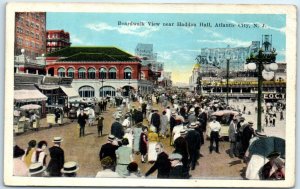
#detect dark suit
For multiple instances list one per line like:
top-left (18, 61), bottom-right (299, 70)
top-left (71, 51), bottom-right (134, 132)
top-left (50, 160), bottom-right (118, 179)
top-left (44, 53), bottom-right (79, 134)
top-left (185, 129), bottom-right (201, 170)
top-left (169, 165), bottom-right (189, 179)
top-left (99, 142), bottom-right (119, 164)
top-left (173, 137), bottom-right (189, 174)
top-left (145, 151), bottom-right (171, 178)
top-left (111, 121), bottom-right (124, 139)
top-left (151, 113), bottom-right (161, 133)
top-left (47, 146), bottom-right (64, 177)
top-left (77, 113), bottom-right (88, 137)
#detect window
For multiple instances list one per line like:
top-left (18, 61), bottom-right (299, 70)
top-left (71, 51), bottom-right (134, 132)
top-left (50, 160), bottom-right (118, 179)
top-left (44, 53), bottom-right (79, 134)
top-left (99, 68), bottom-right (107, 79)
top-left (78, 68), bottom-right (86, 79)
top-left (124, 67), bottom-right (132, 79)
top-left (141, 72), bottom-right (145, 80)
top-left (30, 22), bottom-right (34, 27)
top-left (31, 32), bottom-right (34, 38)
top-left (88, 68), bottom-right (96, 79)
top-left (36, 34), bottom-right (39, 39)
top-left (100, 86), bottom-right (116, 97)
top-left (108, 68), bottom-right (117, 79)
top-left (30, 41), bottom-right (34, 47)
top-left (35, 43), bottom-right (39, 49)
top-left (58, 67), bottom-right (65, 77)
top-left (67, 67), bottom-right (74, 78)
top-left (35, 24), bottom-right (39, 29)
top-left (25, 20), bottom-right (29, 26)
top-left (26, 30), bottom-right (29, 36)
top-left (79, 86), bottom-right (95, 98)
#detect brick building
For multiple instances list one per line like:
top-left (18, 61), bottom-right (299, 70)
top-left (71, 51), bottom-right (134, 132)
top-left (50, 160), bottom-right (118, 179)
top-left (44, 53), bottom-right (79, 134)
top-left (15, 12), bottom-right (47, 59)
top-left (45, 46), bottom-right (153, 98)
top-left (46, 30), bottom-right (71, 53)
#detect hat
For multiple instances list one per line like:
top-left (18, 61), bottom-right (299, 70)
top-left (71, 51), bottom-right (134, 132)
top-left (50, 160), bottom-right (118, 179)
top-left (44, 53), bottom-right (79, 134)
top-left (240, 117), bottom-right (245, 121)
top-left (171, 111), bottom-right (176, 115)
top-left (267, 151), bottom-right (281, 159)
top-left (180, 129), bottom-right (187, 135)
top-left (189, 108), bottom-right (195, 112)
top-left (101, 156), bottom-right (114, 167)
top-left (115, 115), bottom-right (121, 119)
top-left (211, 115), bottom-right (217, 119)
top-left (195, 121), bottom-right (200, 125)
top-left (248, 121), bottom-right (254, 125)
top-left (255, 130), bottom-right (267, 137)
top-left (29, 162), bottom-right (46, 176)
top-left (13, 145), bottom-right (25, 158)
top-left (61, 161), bottom-right (79, 174)
top-left (52, 137), bottom-right (63, 143)
top-left (108, 135), bottom-right (115, 142)
top-left (127, 162), bottom-right (138, 172)
top-left (189, 122), bottom-right (197, 128)
top-left (169, 153), bottom-right (182, 161)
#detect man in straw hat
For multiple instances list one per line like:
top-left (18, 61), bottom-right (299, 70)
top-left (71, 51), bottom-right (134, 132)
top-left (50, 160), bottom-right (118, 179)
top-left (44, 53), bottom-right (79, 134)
top-left (99, 135), bottom-right (119, 168)
top-left (28, 162), bottom-right (47, 177)
top-left (209, 115), bottom-right (221, 154)
top-left (47, 137), bottom-right (65, 177)
top-left (186, 122), bottom-right (201, 170)
top-left (61, 161), bottom-right (79, 177)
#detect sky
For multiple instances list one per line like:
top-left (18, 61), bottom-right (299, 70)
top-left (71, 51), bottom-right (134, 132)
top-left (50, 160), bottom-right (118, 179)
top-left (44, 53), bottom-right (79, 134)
top-left (47, 13), bottom-right (286, 84)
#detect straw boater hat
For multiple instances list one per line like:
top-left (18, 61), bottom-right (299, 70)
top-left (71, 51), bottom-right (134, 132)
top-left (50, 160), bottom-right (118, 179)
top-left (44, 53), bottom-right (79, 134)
top-left (108, 135), bottom-right (115, 142)
top-left (169, 153), bottom-right (182, 161)
top-left (29, 162), bottom-right (46, 176)
top-left (52, 137), bottom-right (63, 143)
top-left (61, 161), bottom-right (79, 174)
top-left (189, 122), bottom-right (197, 128)
top-left (248, 121), bottom-right (254, 125)
top-left (180, 129), bottom-right (187, 135)
top-left (255, 130), bottom-right (267, 137)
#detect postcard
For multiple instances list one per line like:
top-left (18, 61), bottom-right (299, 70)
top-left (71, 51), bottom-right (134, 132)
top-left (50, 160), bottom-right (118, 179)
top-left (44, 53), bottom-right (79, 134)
top-left (4, 2), bottom-right (296, 188)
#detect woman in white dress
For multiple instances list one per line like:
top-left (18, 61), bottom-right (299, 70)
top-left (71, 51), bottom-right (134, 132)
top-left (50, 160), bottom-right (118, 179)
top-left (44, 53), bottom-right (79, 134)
top-left (147, 126), bottom-right (159, 162)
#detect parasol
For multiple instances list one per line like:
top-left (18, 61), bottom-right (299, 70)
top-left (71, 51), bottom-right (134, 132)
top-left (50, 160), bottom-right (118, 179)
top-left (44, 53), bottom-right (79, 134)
top-left (248, 136), bottom-right (285, 159)
top-left (20, 104), bottom-right (41, 110)
top-left (211, 110), bottom-right (239, 116)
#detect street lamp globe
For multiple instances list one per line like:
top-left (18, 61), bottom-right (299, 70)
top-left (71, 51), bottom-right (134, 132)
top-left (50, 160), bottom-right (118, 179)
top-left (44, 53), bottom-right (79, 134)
top-left (264, 63), bottom-right (271, 71)
top-left (269, 63), bottom-right (278, 71)
top-left (262, 69), bottom-right (275, 81)
top-left (247, 62), bottom-right (257, 70)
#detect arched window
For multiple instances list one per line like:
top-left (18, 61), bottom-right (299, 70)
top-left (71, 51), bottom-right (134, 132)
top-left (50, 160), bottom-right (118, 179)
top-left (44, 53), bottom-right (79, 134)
top-left (124, 67), bottom-right (132, 79)
top-left (108, 68), bottom-right (117, 79)
top-left (58, 67), bottom-right (65, 77)
top-left (78, 68), bottom-right (86, 79)
top-left (99, 68), bottom-right (107, 79)
top-left (88, 68), bottom-right (96, 79)
top-left (79, 86), bottom-right (95, 97)
top-left (141, 72), bottom-right (145, 80)
top-left (99, 86), bottom-right (116, 97)
top-left (67, 67), bottom-right (74, 78)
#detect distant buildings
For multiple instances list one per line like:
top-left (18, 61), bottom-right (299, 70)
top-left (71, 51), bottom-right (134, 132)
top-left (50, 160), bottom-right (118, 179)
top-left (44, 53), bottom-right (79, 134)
top-left (197, 41), bottom-right (260, 72)
top-left (15, 12), bottom-right (47, 59)
top-left (46, 30), bottom-right (71, 53)
top-left (135, 43), bottom-right (164, 77)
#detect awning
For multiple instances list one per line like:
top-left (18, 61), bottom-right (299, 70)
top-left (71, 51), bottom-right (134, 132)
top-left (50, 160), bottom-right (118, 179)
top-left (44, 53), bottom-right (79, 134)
top-left (60, 86), bottom-right (80, 99)
top-left (37, 84), bottom-right (60, 90)
top-left (14, 86), bottom-right (48, 102)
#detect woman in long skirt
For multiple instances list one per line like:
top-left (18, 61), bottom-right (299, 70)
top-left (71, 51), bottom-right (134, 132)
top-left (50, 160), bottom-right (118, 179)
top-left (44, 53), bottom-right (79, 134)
top-left (133, 123), bottom-right (143, 154)
top-left (147, 126), bottom-right (159, 162)
top-left (139, 126), bottom-right (148, 163)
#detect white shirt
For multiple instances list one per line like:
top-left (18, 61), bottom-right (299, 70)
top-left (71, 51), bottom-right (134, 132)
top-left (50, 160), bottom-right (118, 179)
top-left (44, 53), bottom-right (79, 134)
top-left (209, 121), bottom-right (221, 132)
top-left (172, 124), bottom-right (184, 142)
top-left (165, 109), bottom-right (171, 121)
top-left (96, 169), bottom-right (121, 178)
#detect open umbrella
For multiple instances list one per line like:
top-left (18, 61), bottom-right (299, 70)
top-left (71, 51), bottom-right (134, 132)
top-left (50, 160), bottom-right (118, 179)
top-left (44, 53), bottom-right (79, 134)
top-left (248, 136), bottom-right (285, 159)
top-left (211, 110), bottom-right (239, 116)
top-left (20, 104), bottom-right (41, 110)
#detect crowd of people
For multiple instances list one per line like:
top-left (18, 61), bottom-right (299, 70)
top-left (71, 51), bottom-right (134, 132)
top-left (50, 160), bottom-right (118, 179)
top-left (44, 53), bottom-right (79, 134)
top-left (13, 136), bottom-right (79, 177)
top-left (13, 90), bottom-right (285, 180)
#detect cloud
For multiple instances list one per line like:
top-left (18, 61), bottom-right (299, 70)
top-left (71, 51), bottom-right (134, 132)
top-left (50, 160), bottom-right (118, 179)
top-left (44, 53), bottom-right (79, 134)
top-left (71, 35), bottom-right (84, 44)
top-left (197, 38), bottom-right (251, 47)
top-left (203, 28), bottom-right (223, 38)
top-left (228, 20), bottom-right (286, 33)
top-left (85, 22), bottom-right (159, 37)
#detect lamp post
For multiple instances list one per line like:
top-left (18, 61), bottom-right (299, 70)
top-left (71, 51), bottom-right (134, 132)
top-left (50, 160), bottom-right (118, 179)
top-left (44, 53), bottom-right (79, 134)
top-left (245, 37), bottom-right (277, 132)
top-left (100, 68), bottom-right (105, 98)
top-left (225, 54), bottom-right (231, 106)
